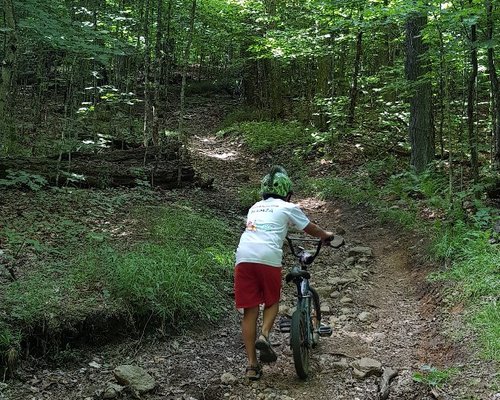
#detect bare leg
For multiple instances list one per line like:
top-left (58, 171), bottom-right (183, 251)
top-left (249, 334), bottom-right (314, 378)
top-left (261, 302), bottom-right (279, 338)
top-left (242, 306), bottom-right (259, 366)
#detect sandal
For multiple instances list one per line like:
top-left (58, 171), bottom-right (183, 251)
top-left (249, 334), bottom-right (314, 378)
top-left (255, 334), bottom-right (278, 363)
top-left (245, 364), bottom-right (262, 381)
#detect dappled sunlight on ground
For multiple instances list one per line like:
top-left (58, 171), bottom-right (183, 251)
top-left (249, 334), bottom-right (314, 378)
top-left (296, 197), bottom-right (328, 210)
top-left (195, 135), bottom-right (240, 161)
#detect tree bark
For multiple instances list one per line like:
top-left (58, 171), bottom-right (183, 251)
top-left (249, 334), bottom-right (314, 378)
top-left (405, 10), bottom-right (434, 173)
top-left (178, 0), bottom-right (197, 185)
top-left (486, 0), bottom-right (500, 171)
top-left (467, 6), bottom-right (479, 181)
top-left (0, 0), bottom-right (17, 151)
top-left (0, 145), bottom-right (195, 188)
top-left (347, 28), bottom-right (363, 126)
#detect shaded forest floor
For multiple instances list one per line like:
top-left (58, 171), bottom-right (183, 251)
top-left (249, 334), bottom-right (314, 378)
top-left (1, 95), bottom-right (498, 400)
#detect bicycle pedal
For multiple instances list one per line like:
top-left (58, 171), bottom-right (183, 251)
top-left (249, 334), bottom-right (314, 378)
top-left (318, 325), bottom-right (333, 337)
top-left (279, 318), bottom-right (291, 333)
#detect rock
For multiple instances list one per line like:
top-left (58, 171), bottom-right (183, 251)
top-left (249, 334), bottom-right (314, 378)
top-left (88, 361), bottom-right (101, 369)
top-left (345, 256), bottom-right (356, 265)
top-left (113, 365), bottom-right (156, 394)
top-left (330, 290), bottom-right (341, 298)
top-left (351, 358), bottom-right (383, 379)
top-left (320, 304), bottom-right (331, 313)
top-left (220, 372), bottom-right (237, 385)
top-left (102, 383), bottom-right (125, 399)
top-left (279, 304), bottom-right (291, 316)
top-left (332, 358), bottom-right (350, 370)
top-left (357, 311), bottom-right (377, 323)
top-left (315, 286), bottom-right (334, 297)
top-left (340, 296), bottom-right (353, 304)
top-left (348, 247), bottom-right (373, 257)
top-left (327, 277), bottom-right (355, 286)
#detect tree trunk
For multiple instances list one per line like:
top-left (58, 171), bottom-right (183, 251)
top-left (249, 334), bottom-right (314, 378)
top-left (347, 28), bottom-right (363, 126)
top-left (0, 144), bottom-right (195, 188)
top-left (151, 0), bottom-right (164, 146)
top-left (142, 0), bottom-right (152, 147)
top-left (486, 0), bottom-right (500, 171)
top-left (405, 10), bottom-right (434, 173)
top-left (178, 0), bottom-right (197, 185)
top-left (467, 7), bottom-right (479, 181)
top-left (0, 0), bottom-right (17, 153)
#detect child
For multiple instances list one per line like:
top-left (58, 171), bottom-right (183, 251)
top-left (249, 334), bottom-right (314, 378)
top-left (234, 166), bottom-right (334, 380)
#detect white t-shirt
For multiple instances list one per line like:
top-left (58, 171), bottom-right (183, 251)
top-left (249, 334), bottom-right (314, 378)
top-left (236, 198), bottom-right (310, 267)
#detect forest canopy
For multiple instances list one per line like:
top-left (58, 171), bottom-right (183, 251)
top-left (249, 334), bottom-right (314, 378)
top-left (1, 0), bottom-right (499, 184)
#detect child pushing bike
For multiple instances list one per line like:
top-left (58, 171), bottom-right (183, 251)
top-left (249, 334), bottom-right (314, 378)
top-left (234, 165), bottom-right (334, 380)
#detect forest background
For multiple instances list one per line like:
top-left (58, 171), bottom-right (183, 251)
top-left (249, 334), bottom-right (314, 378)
top-left (0, 0), bottom-right (499, 396)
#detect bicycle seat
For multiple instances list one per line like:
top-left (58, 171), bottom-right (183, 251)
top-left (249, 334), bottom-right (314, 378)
top-left (285, 267), bottom-right (311, 283)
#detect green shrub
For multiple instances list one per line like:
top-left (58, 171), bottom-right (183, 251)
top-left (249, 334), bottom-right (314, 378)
top-left (220, 107), bottom-right (273, 128)
top-left (0, 202), bottom-right (237, 356)
top-left (88, 206), bottom-right (236, 326)
top-left (0, 170), bottom-right (48, 191)
top-left (473, 300), bottom-right (500, 360)
top-left (229, 121), bottom-right (313, 154)
top-left (413, 365), bottom-right (458, 388)
top-left (238, 187), bottom-right (261, 211)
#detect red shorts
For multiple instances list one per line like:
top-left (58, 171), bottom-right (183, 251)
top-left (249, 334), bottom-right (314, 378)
top-left (234, 262), bottom-right (282, 308)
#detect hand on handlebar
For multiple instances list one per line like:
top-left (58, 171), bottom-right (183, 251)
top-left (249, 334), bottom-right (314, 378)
top-left (321, 232), bottom-right (335, 245)
top-left (324, 234), bottom-right (345, 248)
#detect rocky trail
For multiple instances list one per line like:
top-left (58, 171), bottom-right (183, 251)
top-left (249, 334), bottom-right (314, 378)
top-left (2, 97), bottom-right (495, 400)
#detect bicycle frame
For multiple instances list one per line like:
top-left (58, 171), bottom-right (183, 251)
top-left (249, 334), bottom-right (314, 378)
top-left (286, 237), bottom-right (323, 348)
top-left (285, 235), bottom-right (344, 379)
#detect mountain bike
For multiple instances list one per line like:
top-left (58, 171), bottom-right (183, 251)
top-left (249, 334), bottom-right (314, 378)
top-left (282, 235), bottom-right (345, 379)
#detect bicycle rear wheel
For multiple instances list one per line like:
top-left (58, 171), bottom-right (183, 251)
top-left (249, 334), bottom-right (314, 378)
top-left (291, 305), bottom-right (310, 379)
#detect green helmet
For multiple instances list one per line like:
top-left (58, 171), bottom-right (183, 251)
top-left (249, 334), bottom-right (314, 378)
top-left (260, 166), bottom-right (293, 198)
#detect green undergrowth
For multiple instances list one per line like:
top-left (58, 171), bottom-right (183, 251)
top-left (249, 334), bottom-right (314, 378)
top-left (312, 166), bottom-right (499, 362)
top-left (0, 191), bottom-right (235, 365)
top-left (218, 120), bottom-right (314, 154)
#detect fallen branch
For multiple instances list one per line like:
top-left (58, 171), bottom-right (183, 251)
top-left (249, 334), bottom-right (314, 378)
top-left (378, 367), bottom-right (398, 400)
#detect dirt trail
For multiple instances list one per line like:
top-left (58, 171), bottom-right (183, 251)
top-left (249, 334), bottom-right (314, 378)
top-left (3, 97), bottom-right (485, 400)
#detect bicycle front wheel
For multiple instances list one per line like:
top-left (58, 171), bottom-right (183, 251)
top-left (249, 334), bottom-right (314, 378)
top-left (291, 307), bottom-right (310, 379)
top-left (309, 287), bottom-right (321, 348)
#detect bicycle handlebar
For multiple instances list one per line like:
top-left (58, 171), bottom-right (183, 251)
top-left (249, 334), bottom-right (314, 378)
top-left (286, 235), bottom-right (345, 265)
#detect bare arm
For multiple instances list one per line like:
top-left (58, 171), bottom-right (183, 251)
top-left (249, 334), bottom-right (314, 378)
top-left (303, 222), bottom-right (334, 241)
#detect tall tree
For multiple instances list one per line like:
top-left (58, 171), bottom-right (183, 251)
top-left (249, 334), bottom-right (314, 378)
top-left (347, 14), bottom-right (363, 126)
top-left (405, 7), bottom-right (434, 173)
top-left (486, 0), bottom-right (500, 171)
top-left (0, 0), bottom-right (18, 151)
top-left (466, 1), bottom-right (479, 181)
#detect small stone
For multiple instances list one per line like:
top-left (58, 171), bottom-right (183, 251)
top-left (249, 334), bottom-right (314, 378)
top-left (220, 372), bottom-right (237, 385)
top-left (345, 257), bottom-right (356, 265)
top-left (279, 304), bottom-right (291, 316)
top-left (351, 357), bottom-right (383, 379)
top-left (320, 304), bottom-right (331, 313)
top-left (102, 383), bottom-right (125, 399)
top-left (328, 277), bottom-right (355, 286)
top-left (332, 358), bottom-right (349, 370)
top-left (348, 247), bottom-right (373, 257)
top-left (113, 365), bottom-right (155, 394)
top-left (330, 291), bottom-right (341, 298)
top-left (340, 296), bottom-right (353, 304)
top-left (358, 311), bottom-right (377, 323)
